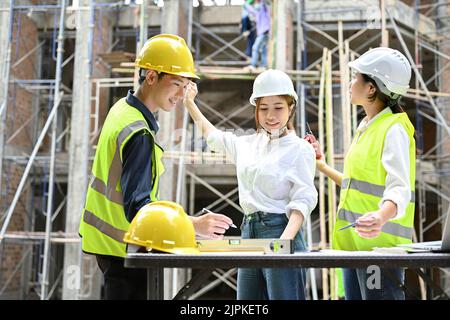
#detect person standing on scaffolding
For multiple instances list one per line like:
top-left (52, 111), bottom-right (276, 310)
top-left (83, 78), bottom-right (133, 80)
top-left (184, 69), bottom-right (317, 300)
top-left (240, 0), bottom-right (257, 60)
top-left (244, 0), bottom-right (271, 71)
top-left (78, 34), bottom-right (233, 300)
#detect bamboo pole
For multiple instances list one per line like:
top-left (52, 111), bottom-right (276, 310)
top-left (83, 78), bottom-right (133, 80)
top-left (325, 49), bottom-right (338, 300)
top-left (350, 51), bottom-right (357, 135)
top-left (407, 88), bottom-right (450, 98)
top-left (338, 22), bottom-right (352, 153)
top-left (318, 48), bottom-right (328, 300)
top-left (413, 0), bottom-right (427, 299)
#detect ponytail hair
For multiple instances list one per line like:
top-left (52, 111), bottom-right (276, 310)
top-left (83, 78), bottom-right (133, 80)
top-left (361, 74), bottom-right (405, 114)
top-left (361, 73), bottom-right (418, 145)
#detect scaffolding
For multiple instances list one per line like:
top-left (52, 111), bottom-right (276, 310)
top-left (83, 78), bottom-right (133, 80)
top-left (0, 0), bottom-right (449, 300)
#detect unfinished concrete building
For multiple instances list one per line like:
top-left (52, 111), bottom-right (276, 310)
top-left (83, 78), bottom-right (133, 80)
top-left (0, 0), bottom-right (449, 300)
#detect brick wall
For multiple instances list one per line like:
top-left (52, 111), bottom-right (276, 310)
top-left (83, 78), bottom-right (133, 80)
top-left (91, 11), bottom-right (112, 136)
top-left (1, 11), bottom-right (38, 299)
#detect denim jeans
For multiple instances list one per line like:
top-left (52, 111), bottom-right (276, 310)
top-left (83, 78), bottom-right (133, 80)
top-left (250, 32), bottom-right (268, 68)
top-left (343, 267), bottom-right (405, 300)
top-left (241, 16), bottom-right (256, 57)
top-left (237, 211), bottom-right (307, 300)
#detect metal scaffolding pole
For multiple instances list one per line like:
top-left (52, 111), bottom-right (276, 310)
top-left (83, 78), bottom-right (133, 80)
top-left (0, 0), bottom-right (14, 202)
top-left (187, 170), bottom-right (244, 213)
top-left (132, 0), bottom-right (149, 90)
top-left (0, 93), bottom-right (64, 242)
top-left (196, 99), bottom-right (241, 129)
top-left (380, 0), bottom-right (389, 47)
top-left (193, 21), bottom-right (248, 61)
top-left (296, 0), bottom-right (306, 137)
top-left (40, 0), bottom-right (66, 300)
top-left (388, 11), bottom-right (450, 137)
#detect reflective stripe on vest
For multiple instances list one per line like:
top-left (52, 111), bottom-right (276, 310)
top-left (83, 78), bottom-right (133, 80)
top-left (341, 178), bottom-right (415, 203)
top-left (338, 208), bottom-right (414, 239)
top-left (83, 209), bottom-right (125, 243)
top-left (83, 122), bottom-right (164, 243)
top-left (89, 120), bottom-right (148, 205)
top-left (333, 112), bottom-right (416, 251)
top-left (80, 97), bottom-right (165, 258)
top-left (149, 138), bottom-right (164, 201)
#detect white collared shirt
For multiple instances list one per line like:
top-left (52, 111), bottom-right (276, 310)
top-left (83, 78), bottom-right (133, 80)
top-left (207, 130), bottom-right (318, 224)
top-left (356, 107), bottom-right (412, 220)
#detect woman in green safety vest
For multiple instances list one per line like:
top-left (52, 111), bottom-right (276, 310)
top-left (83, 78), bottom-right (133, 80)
top-left (307, 47), bottom-right (416, 300)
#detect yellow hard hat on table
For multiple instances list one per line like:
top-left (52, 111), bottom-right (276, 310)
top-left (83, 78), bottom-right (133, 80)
top-left (135, 34), bottom-right (200, 79)
top-left (123, 201), bottom-right (200, 254)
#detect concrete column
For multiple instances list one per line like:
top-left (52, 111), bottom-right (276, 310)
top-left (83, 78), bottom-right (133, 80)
top-left (272, 0), bottom-right (294, 70)
top-left (62, 0), bottom-right (94, 300)
top-left (160, 0), bottom-right (192, 300)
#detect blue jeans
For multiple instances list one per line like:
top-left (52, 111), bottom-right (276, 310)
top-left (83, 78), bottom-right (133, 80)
top-left (241, 16), bottom-right (256, 57)
top-left (237, 212), bottom-right (307, 300)
top-left (343, 267), bottom-right (405, 300)
top-left (250, 32), bottom-right (268, 68)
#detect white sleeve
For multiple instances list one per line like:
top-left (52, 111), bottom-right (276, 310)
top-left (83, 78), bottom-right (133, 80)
top-left (285, 143), bottom-right (318, 225)
top-left (206, 129), bottom-right (239, 163)
top-left (381, 123), bottom-right (411, 220)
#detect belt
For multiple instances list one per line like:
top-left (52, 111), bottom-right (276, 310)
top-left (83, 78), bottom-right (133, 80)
top-left (244, 211), bottom-right (283, 222)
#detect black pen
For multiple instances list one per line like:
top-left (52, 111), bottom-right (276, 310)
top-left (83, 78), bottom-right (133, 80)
top-left (338, 222), bottom-right (357, 231)
top-left (306, 122), bottom-right (313, 135)
top-left (202, 208), bottom-right (237, 228)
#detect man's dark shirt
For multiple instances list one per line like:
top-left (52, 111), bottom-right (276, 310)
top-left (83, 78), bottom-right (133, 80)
top-left (121, 90), bottom-right (159, 222)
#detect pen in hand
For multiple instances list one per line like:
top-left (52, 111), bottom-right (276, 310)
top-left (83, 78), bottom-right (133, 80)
top-left (304, 122), bottom-right (322, 160)
top-left (306, 122), bottom-right (314, 135)
top-left (338, 222), bottom-right (357, 231)
top-left (202, 208), bottom-right (237, 228)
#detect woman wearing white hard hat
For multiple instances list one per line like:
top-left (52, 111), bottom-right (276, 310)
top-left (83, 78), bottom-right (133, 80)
top-left (308, 47), bottom-right (416, 300)
top-left (184, 69), bottom-right (317, 300)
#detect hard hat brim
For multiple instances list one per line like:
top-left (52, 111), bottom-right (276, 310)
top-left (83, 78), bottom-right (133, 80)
top-left (135, 64), bottom-right (200, 80)
top-left (176, 71), bottom-right (200, 80)
top-left (348, 61), bottom-right (409, 96)
top-left (250, 92), bottom-right (298, 106)
top-left (347, 60), bottom-right (361, 73)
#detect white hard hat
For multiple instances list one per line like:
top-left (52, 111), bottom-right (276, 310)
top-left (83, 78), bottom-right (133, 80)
top-left (348, 47), bottom-right (411, 98)
top-left (249, 69), bottom-right (298, 106)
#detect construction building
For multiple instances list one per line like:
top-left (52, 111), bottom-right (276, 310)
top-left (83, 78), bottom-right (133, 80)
top-left (0, 0), bottom-right (449, 300)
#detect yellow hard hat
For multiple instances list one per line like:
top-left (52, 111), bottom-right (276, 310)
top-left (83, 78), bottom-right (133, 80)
top-left (135, 34), bottom-right (200, 79)
top-left (123, 201), bottom-right (200, 254)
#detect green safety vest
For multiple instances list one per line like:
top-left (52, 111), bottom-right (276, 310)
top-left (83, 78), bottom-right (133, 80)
top-left (333, 111), bottom-right (416, 251)
top-left (79, 98), bottom-right (165, 258)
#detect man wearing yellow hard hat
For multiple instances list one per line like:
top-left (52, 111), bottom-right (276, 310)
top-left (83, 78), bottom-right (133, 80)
top-left (79, 34), bottom-right (233, 300)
